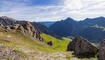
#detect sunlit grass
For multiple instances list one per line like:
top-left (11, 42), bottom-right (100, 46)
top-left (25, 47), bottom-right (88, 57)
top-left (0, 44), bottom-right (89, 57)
top-left (0, 31), bottom-right (56, 52)
top-left (41, 33), bottom-right (71, 51)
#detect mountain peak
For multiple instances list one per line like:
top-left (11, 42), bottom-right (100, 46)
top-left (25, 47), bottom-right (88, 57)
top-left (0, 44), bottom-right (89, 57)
top-left (96, 16), bottom-right (105, 20)
top-left (64, 17), bottom-right (75, 22)
top-left (84, 17), bottom-right (105, 22)
top-left (66, 17), bottom-right (74, 20)
top-left (97, 16), bottom-right (105, 19)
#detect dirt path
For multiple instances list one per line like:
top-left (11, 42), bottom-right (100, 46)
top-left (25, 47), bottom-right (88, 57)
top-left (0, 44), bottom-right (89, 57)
top-left (33, 51), bottom-right (79, 60)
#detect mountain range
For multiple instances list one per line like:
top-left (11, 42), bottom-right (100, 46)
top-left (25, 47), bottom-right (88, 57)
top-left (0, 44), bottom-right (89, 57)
top-left (1, 16), bottom-right (105, 43)
top-left (49, 17), bottom-right (105, 43)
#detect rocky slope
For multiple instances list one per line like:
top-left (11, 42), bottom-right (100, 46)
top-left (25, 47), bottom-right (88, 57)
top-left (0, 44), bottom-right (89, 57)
top-left (0, 16), bottom-right (43, 41)
top-left (0, 43), bottom-right (27, 60)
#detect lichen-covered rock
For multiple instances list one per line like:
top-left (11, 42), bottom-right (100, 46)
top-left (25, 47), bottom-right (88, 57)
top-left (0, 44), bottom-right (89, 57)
top-left (98, 39), bottom-right (105, 60)
top-left (67, 37), bottom-right (98, 58)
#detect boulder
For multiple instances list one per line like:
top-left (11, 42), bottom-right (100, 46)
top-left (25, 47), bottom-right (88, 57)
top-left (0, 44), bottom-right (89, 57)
top-left (98, 39), bottom-right (105, 60)
top-left (67, 37), bottom-right (98, 58)
top-left (47, 41), bottom-right (53, 46)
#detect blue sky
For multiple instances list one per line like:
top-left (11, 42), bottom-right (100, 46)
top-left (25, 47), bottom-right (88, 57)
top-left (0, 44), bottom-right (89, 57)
top-left (0, 0), bottom-right (105, 22)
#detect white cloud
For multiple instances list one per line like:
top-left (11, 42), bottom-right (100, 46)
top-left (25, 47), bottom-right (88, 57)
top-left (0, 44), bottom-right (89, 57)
top-left (61, 0), bottom-right (105, 20)
top-left (64, 0), bottom-right (83, 10)
top-left (0, 0), bottom-right (105, 21)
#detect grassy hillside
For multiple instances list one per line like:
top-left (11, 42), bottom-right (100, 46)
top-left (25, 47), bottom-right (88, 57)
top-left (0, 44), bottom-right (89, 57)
top-left (41, 33), bottom-right (71, 51)
top-left (0, 26), bottom-right (72, 53)
top-left (0, 29), bottom-right (59, 60)
top-left (0, 31), bottom-right (56, 51)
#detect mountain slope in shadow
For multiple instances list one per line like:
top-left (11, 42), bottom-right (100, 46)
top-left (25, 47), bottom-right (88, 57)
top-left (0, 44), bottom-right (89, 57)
top-left (49, 17), bottom-right (105, 43)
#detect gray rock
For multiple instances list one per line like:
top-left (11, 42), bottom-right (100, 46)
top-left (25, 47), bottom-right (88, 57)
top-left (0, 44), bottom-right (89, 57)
top-left (67, 37), bottom-right (98, 58)
top-left (0, 23), bottom-right (3, 27)
top-left (17, 21), bottom-right (43, 41)
top-left (98, 39), bottom-right (105, 60)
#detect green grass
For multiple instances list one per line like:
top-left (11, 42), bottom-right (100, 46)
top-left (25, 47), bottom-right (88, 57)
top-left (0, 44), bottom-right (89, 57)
top-left (0, 27), bottom-right (71, 52)
top-left (7, 57), bottom-right (12, 60)
top-left (15, 50), bottom-right (29, 57)
top-left (0, 31), bottom-right (57, 52)
top-left (41, 33), bottom-right (72, 51)
top-left (66, 55), bottom-right (71, 59)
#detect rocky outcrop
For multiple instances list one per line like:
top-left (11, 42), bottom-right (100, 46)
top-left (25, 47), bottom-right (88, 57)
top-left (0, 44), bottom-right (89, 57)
top-left (0, 16), bottom-right (16, 26)
top-left (0, 16), bottom-right (43, 42)
top-left (67, 37), bottom-right (98, 58)
top-left (17, 21), bottom-right (43, 41)
top-left (98, 39), bottom-right (105, 60)
top-left (0, 43), bottom-right (27, 60)
top-left (0, 23), bottom-right (3, 27)
top-left (10, 22), bottom-right (43, 41)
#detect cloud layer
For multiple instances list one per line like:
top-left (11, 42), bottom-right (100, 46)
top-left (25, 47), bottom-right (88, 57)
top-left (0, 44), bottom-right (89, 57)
top-left (0, 0), bottom-right (105, 21)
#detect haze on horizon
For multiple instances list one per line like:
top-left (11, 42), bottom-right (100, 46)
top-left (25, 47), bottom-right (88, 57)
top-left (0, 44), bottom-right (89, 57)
top-left (0, 0), bottom-right (105, 22)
